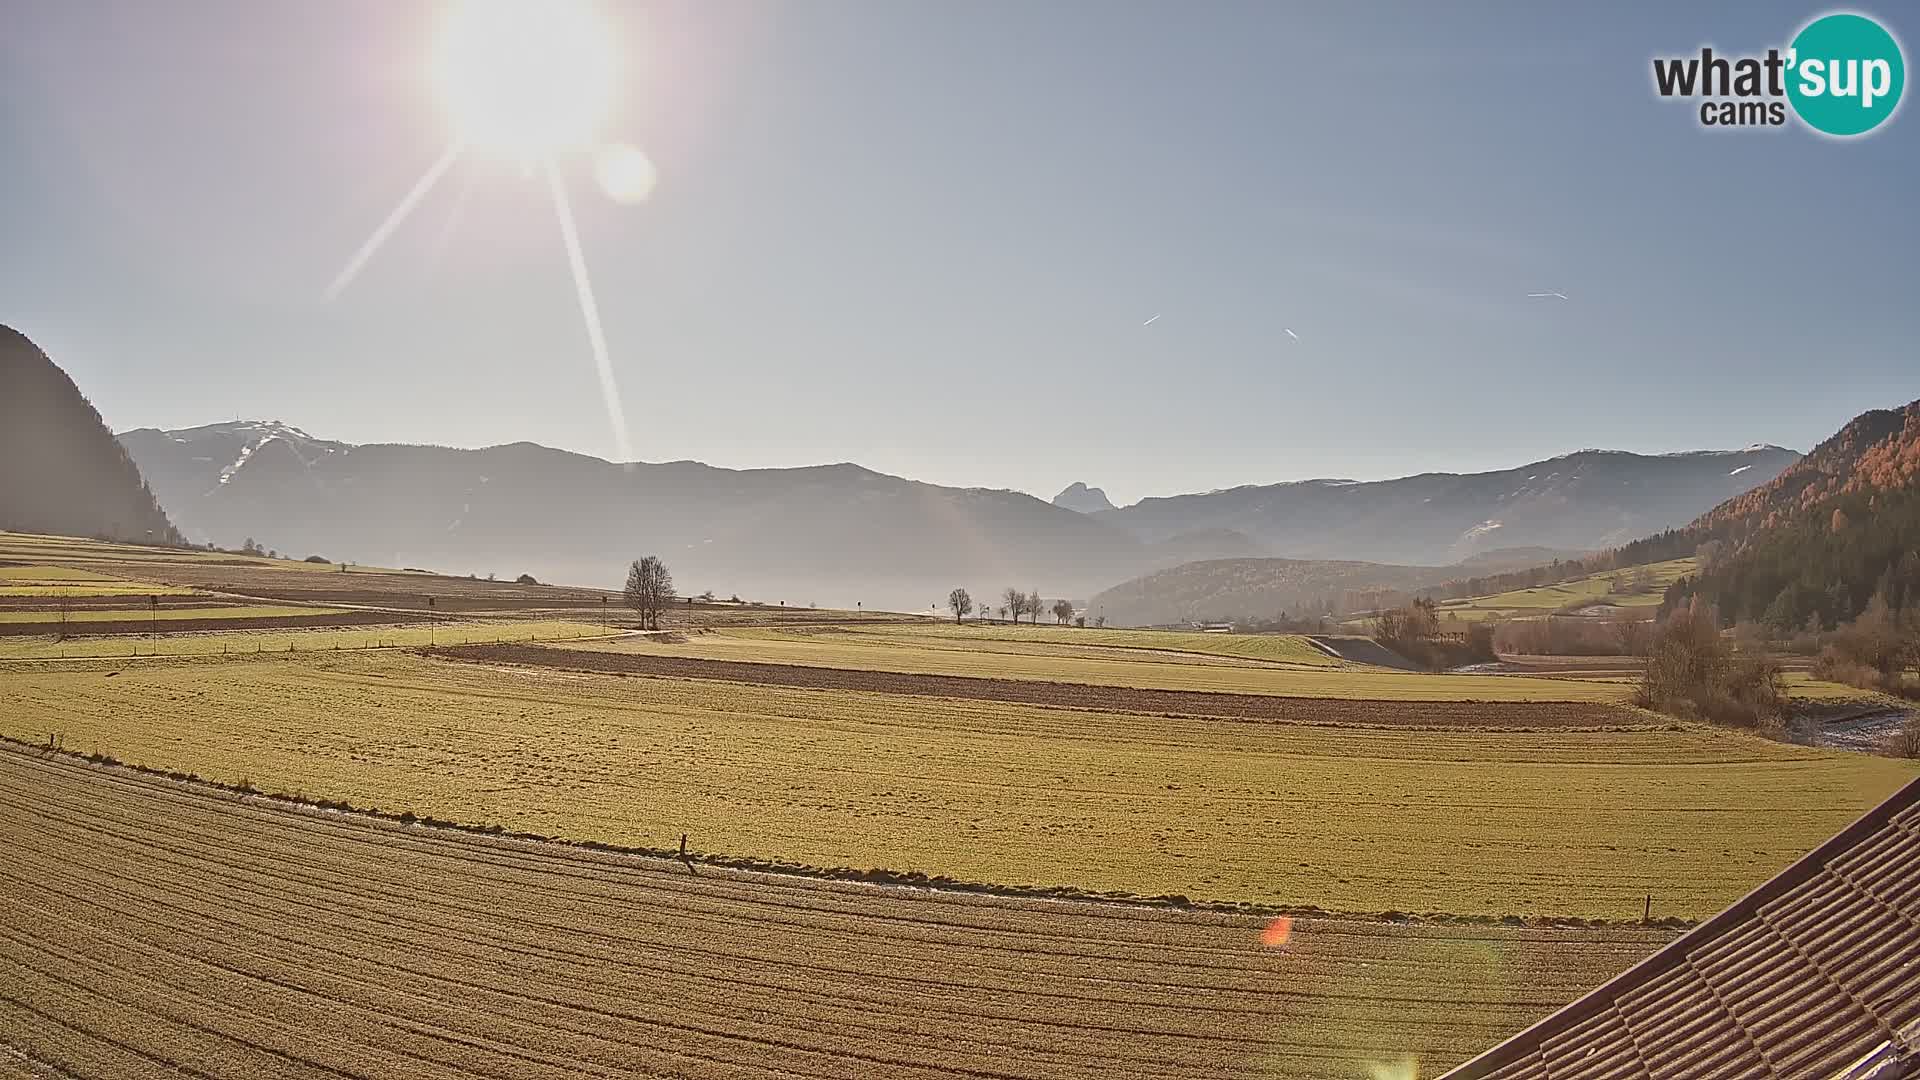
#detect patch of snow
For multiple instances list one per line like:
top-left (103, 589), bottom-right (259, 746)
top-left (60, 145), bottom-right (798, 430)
top-left (1729, 464), bottom-right (1752, 476)
top-left (218, 434), bottom-right (279, 485)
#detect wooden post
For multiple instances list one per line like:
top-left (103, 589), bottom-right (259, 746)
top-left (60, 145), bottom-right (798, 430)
top-left (679, 833), bottom-right (687, 858)
top-left (1644, 894), bottom-right (1651, 923)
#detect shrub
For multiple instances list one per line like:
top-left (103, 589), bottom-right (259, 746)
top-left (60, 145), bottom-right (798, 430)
top-left (514, 573), bottom-right (540, 585)
top-left (1886, 714), bottom-right (1920, 759)
top-left (1371, 600), bottom-right (1494, 670)
top-left (304, 554), bottom-right (330, 563)
top-left (1633, 603), bottom-right (1787, 729)
top-left (1811, 598), bottom-right (1920, 699)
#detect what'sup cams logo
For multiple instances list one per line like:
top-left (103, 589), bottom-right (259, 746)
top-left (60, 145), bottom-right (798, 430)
top-left (1653, 11), bottom-right (1905, 136)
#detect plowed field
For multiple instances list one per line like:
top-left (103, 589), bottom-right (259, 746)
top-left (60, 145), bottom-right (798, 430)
top-left (0, 746), bottom-right (1670, 1080)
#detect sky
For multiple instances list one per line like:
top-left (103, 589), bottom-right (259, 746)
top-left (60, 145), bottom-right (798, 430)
top-left (3, 1), bottom-right (1915, 507)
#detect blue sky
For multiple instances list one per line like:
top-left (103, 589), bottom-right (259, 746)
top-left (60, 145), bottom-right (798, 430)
top-left (3, 1), bottom-right (1914, 505)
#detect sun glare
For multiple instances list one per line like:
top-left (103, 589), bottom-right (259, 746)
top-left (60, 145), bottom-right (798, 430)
top-left (431, 0), bottom-right (617, 157)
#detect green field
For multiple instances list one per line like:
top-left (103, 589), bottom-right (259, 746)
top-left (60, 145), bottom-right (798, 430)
top-left (1438, 557), bottom-right (1697, 619)
top-left (4, 651), bottom-right (1909, 920)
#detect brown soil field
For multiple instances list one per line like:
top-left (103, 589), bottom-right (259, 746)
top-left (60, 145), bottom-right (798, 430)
top-left (0, 745), bottom-right (1669, 1079)
top-left (440, 643), bottom-right (1648, 729)
top-left (0, 611), bottom-right (425, 637)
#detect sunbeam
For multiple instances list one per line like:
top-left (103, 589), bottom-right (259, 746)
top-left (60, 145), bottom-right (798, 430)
top-left (326, 141), bottom-right (465, 301)
top-left (543, 155), bottom-right (633, 464)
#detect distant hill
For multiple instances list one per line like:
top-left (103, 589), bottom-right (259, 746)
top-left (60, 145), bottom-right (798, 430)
top-left (1097, 447), bottom-right (1798, 565)
top-left (1051, 482), bottom-right (1116, 514)
top-left (1089, 557), bottom-right (1461, 627)
top-left (1642, 399), bottom-right (1920, 629)
top-left (0, 326), bottom-right (179, 545)
top-left (120, 423), bottom-right (1253, 611)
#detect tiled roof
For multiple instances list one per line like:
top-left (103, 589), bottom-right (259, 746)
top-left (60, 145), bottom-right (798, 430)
top-left (1441, 776), bottom-right (1920, 1080)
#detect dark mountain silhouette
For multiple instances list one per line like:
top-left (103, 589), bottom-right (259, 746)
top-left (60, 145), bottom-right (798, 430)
top-left (1096, 446), bottom-right (1798, 565)
top-left (0, 326), bottom-right (179, 545)
top-left (1051, 482), bottom-right (1116, 514)
top-left (1638, 399), bottom-right (1920, 629)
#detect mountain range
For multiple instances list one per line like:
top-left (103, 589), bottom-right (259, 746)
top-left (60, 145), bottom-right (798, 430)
top-left (115, 415), bottom-right (1796, 613)
top-left (0, 326), bottom-right (179, 545)
top-left (117, 421), bottom-right (1173, 610)
top-left (1086, 445), bottom-right (1799, 565)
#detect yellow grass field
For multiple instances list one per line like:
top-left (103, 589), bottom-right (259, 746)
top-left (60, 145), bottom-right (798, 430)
top-left (572, 627), bottom-right (1640, 702)
top-left (0, 619), bottom-right (610, 659)
top-left (0, 603), bottom-right (341, 624)
top-left (0, 747), bottom-right (1674, 1080)
top-left (881, 622), bottom-right (1346, 665)
top-left (4, 651), bottom-right (1909, 921)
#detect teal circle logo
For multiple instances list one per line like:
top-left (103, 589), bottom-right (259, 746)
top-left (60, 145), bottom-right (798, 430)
top-left (1787, 13), bottom-right (1905, 136)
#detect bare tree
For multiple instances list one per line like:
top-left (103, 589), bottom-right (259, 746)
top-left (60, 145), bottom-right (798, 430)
top-left (1003, 587), bottom-right (1025, 625)
top-left (1052, 598), bottom-right (1074, 625)
top-left (624, 556), bottom-right (675, 630)
top-left (1027, 589), bottom-right (1043, 626)
top-left (997, 605), bottom-right (1009, 622)
top-left (947, 587), bottom-right (973, 624)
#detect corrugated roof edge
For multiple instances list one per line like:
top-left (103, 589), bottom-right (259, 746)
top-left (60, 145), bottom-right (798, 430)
top-left (1438, 772), bottom-right (1920, 1080)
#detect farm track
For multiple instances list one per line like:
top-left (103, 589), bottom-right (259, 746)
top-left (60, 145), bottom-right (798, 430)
top-left (441, 644), bottom-right (1640, 729)
top-left (0, 747), bottom-right (1664, 1079)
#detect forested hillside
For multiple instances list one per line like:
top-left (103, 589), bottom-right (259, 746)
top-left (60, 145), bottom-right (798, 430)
top-left (0, 326), bottom-right (179, 545)
top-left (1654, 400), bottom-right (1920, 630)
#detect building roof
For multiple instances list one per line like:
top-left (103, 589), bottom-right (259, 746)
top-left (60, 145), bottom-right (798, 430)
top-left (1440, 774), bottom-right (1920, 1080)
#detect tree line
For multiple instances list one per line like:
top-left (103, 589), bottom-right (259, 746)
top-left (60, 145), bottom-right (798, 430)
top-left (946, 587), bottom-right (1076, 625)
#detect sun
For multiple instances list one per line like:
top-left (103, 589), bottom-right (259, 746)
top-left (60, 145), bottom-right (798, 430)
top-left (431, 0), bottom-right (617, 158)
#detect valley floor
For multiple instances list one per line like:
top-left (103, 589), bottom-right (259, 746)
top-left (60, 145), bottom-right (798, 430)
top-left (0, 746), bottom-right (1670, 1080)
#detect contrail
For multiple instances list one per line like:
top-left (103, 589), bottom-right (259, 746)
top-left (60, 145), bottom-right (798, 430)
top-left (326, 141), bottom-right (465, 301)
top-left (1142, 314), bottom-right (1160, 326)
top-left (543, 156), bottom-right (634, 464)
top-left (1283, 327), bottom-right (1299, 341)
top-left (1526, 291), bottom-right (1569, 300)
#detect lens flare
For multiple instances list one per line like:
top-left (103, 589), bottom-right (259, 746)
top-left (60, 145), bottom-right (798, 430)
top-left (1367, 1055), bottom-right (1420, 1080)
top-left (1260, 916), bottom-right (1293, 948)
top-left (595, 142), bottom-right (657, 204)
top-left (325, 141), bottom-right (464, 301)
top-left (543, 157), bottom-right (634, 464)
